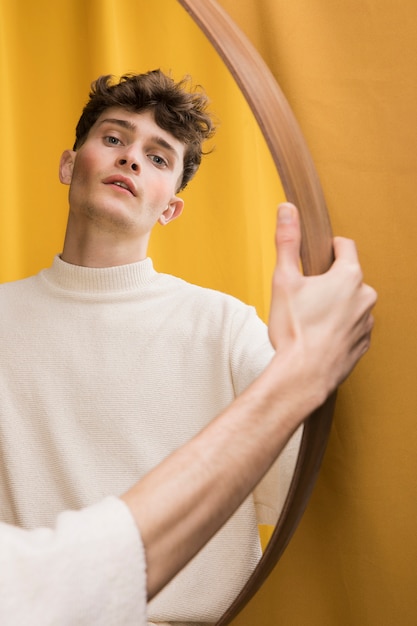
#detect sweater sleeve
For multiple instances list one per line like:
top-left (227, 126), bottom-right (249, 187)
top-left (0, 496), bottom-right (147, 626)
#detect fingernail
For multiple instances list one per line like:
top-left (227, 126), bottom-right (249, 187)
top-left (278, 204), bottom-right (294, 224)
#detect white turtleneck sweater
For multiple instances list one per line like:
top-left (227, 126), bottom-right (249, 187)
top-left (0, 256), bottom-right (298, 625)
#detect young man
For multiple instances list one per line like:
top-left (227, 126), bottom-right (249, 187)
top-left (0, 204), bottom-right (376, 626)
top-left (0, 71), bottom-right (375, 625)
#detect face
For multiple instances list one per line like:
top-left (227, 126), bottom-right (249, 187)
top-left (59, 107), bottom-right (185, 239)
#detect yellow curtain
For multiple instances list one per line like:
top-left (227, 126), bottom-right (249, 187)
top-left (2, 1), bottom-right (417, 625)
top-left (219, 1), bottom-right (417, 625)
top-left (0, 0), bottom-right (283, 323)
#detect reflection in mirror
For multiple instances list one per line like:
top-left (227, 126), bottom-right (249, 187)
top-left (0, 0), bottom-right (306, 624)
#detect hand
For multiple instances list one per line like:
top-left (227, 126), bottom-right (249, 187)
top-left (268, 203), bottom-right (377, 397)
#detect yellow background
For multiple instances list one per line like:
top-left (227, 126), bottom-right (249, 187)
top-left (1, 1), bottom-right (416, 625)
top-left (0, 0), bottom-right (283, 322)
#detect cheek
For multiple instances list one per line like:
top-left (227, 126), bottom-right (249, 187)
top-left (148, 173), bottom-right (177, 204)
top-left (71, 152), bottom-right (99, 188)
top-left (77, 149), bottom-right (95, 172)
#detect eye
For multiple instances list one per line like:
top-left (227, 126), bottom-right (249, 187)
top-left (104, 135), bottom-right (122, 146)
top-left (149, 154), bottom-right (168, 168)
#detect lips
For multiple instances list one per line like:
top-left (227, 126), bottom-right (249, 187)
top-left (103, 175), bottom-right (136, 196)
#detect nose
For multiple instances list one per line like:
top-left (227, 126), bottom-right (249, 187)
top-left (118, 157), bottom-right (139, 172)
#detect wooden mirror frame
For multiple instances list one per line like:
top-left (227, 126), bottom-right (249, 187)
top-left (176, 1), bottom-right (338, 624)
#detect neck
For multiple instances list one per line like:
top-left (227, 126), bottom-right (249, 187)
top-left (61, 212), bottom-right (150, 268)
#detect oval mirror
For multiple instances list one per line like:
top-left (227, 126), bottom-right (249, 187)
top-left (175, 2), bottom-right (337, 624)
top-left (0, 1), bottom-right (336, 624)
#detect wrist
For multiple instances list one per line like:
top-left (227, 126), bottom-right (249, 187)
top-left (254, 342), bottom-right (330, 430)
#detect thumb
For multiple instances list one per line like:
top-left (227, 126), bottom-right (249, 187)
top-left (274, 203), bottom-right (302, 279)
top-left (268, 203), bottom-right (302, 350)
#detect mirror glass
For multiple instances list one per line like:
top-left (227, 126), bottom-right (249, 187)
top-left (0, 0), bottom-right (303, 623)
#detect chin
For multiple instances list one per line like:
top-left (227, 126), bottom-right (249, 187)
top-left (83, 203), bottom-right (138, 234)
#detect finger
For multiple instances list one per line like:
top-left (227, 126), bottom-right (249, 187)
top-left (352, 289), bottom-right (377, 335)
top-left (348, 315), bottom-right (375, 370)
top-left (333, 236), bottom-right (360, 264)
top-left (274, 203), bottom-right (302, 279)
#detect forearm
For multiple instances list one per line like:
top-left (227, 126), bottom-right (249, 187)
top-left (122, 345), bottom-right (324, 599)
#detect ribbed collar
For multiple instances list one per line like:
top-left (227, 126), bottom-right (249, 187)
top-left (40, 255), bottom-right (158, 293)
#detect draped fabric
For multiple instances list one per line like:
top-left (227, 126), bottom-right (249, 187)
top-left (220, 1), bottom-right (417, 625)
top-left (1, 1), bottom-right (416, 625)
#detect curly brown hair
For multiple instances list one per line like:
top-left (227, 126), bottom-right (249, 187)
top-left (73, 70), bottom-right (216, 191)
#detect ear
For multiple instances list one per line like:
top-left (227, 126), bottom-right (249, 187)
top-left (158, 196), bottom-right (184, 226)
top-left (59, 150), bottom-right (76, 185)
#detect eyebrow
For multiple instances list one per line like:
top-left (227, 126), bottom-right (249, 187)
top-left (97, 118), bottom-right (181, 163)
